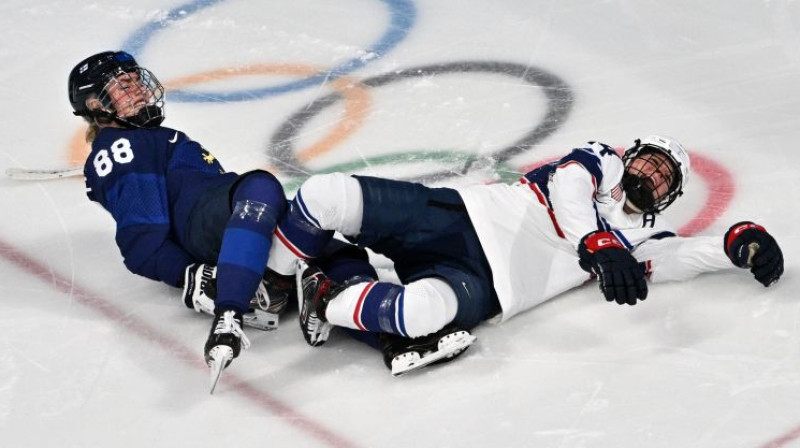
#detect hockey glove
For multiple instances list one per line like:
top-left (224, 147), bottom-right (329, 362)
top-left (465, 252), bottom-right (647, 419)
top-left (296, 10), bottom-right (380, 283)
top-left (724, 221), bottom-right (783, 287)
top-left (578, 231), bottom-right (648, 305)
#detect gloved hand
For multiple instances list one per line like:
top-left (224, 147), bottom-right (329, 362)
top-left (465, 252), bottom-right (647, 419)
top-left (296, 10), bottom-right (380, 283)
top-left (724, 221), bottom-right (783, 287)
top-left (578, 231), bottom-right (648, 305)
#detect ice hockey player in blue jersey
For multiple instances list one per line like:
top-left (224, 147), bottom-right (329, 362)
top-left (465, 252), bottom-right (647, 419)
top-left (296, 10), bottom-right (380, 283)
top-left (67, 50), bottom-right (336, 391)
top-left (266, 136), bottom-right (784, 374)
top-left (67, 50), bottom-right (468, 381)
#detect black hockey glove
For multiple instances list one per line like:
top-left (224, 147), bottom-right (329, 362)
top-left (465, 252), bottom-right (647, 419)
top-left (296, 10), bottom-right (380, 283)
top-left (724, 221), bottom-right (783, 287)
top-left (578, 231), bottom-right (648, 305)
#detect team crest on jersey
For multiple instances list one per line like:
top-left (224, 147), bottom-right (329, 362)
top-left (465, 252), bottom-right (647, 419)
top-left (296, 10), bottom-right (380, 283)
top-left (195, 144), bottom-right (216, 165)
top-left (611, 183), bottom-right (623, 202)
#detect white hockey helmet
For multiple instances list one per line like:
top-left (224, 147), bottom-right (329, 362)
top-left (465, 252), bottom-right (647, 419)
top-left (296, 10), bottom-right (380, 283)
top-left (621, 135), bottom-right (691, 213)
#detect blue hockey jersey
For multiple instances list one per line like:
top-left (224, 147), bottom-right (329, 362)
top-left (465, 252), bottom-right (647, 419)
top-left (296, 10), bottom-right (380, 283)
top-left (83, 126), bottom-right (238, 286)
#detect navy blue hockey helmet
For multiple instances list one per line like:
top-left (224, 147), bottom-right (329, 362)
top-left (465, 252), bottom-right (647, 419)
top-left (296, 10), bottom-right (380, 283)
top-left (68, 51), bottom-right (165, 128)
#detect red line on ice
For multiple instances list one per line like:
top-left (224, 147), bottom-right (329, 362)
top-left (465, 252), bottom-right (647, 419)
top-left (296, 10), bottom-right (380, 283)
top-left (758, 423), bottom-right (800, 448)
top-left (0, 149), bottom-right (757, 448)
top-left (0, 238), bottom-right (362, 448)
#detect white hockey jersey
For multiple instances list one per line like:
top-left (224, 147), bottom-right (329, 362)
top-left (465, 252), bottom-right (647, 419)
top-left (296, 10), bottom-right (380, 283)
top-left (457, 141), bottom-right (732, 322)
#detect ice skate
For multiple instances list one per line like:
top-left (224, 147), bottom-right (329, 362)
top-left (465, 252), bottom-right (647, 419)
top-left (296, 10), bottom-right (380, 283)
top-left (380, 326), bottom-right (477, 376)
top-left (246, 269), bottom-right (293, 330)
top-left (184, 263), bottom-right (291, 331)
top-left (296, 261), bottom-right (341, 347)
top-left (204, 310), bottom-right (250, 394)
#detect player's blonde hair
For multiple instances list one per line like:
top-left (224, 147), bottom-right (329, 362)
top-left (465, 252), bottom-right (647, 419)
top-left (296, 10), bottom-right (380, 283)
top-left (86, 122), bottom-right (100, 142)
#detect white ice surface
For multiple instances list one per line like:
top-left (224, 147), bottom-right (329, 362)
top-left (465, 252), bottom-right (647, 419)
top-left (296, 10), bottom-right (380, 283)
top-left (1, 1), bottom-right (800, 447)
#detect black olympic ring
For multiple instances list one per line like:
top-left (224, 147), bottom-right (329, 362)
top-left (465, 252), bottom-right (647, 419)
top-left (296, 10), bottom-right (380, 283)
top-left (268, 60), bottom-right (574, 182)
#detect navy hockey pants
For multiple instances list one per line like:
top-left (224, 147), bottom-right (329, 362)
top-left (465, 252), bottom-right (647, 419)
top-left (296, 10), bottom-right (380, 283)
top-left (353, 176), bottom-right (501, 329)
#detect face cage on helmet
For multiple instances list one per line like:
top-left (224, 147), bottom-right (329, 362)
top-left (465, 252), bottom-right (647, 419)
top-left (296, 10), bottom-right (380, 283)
top-left (621, 145), bottom-right (683, 213)
top-left (96, 68), bottom-right (165, 128)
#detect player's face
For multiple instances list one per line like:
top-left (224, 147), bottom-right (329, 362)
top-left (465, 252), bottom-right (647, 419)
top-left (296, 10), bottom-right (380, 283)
top-left (104, 71), bottom-right (151, 118)
top-left (626, 151), bottom-right (677, 203)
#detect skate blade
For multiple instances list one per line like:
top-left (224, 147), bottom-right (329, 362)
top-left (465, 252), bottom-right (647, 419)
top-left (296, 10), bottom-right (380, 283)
top-left (208, 346), bottom-right (233, 394)
top-left (243, 309), bottom-right (279, 331)
top-left (391, 333), bottom-right (477, 376)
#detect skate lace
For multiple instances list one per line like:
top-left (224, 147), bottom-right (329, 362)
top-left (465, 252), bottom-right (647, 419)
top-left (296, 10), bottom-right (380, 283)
top-left (215, 311), bottom-right (252, 350)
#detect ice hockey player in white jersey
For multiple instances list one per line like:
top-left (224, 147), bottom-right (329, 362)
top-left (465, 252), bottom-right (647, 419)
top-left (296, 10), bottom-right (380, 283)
top-left (268, 135), bottom-right (784, 375)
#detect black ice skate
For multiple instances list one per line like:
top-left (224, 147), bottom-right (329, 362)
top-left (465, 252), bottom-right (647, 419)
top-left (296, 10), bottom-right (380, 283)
top-left (380, 326), bottom-right (477, 376)
top-left (184, 264), bottom-right (290, 331)
top-left (247, 269), bottom-right (294, 331)
top-left (296, 261), bottom-right (345, 347)
top-left (204, 309), bottom-right (250, 394)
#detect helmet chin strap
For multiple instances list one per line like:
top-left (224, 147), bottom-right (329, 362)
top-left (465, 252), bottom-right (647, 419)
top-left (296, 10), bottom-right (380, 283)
top-left (80, 105), bottom-right (163, 129)
top-left (74, 109), bottom-right (117, 126)
top-left (75, 106), bottom-right (163, 129)
top-left (118, 104), bottom-right (164, 128)
top-left (111, 114), bottom-right (135, 128)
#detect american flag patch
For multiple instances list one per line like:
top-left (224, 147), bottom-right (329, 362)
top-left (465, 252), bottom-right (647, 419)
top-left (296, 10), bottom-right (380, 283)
top-left (611, 183), bottom-right (623, 202)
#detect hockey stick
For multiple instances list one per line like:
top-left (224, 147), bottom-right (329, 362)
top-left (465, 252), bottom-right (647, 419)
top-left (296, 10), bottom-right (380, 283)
top-left (6, 167), bottom-right (83, 180)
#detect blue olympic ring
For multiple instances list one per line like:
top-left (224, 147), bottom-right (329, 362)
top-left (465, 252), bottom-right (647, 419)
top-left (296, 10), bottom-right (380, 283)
top-left (121, 0), bottom-right (416, 103)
